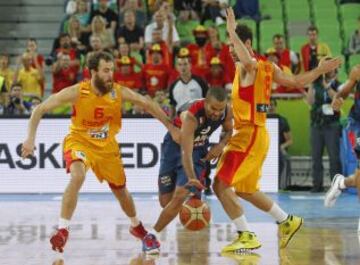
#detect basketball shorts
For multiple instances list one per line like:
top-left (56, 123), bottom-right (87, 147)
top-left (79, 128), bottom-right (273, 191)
top-left (158, 132), bottom-right (208, 194)
top-left (216, 124), bottom-right (269, 193)
top-left (63, 134), bottom-right (126, 188)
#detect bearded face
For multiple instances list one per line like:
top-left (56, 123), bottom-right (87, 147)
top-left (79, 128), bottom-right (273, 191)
top-left (94, 72), bottom-right (113, 94)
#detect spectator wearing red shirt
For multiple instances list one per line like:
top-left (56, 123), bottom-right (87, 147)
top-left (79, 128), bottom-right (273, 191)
top-left (52, 53), bottom-right (79, 94)
top-left (142, 44), bottom-right (170, 97)
top-left (114, 56), bottom-right (142, 90)
top-left (266, 34), bottom-right (300, 74)
top-left (145, 27), bottom-right (172, 67)
top-left (187, 25), bottom-right (210, 79)
top-left (205, 57), bottom-right (232, 91)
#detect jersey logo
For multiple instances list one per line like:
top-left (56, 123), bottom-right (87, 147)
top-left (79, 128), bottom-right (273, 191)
top-left (200, 126), bottom-right (211, 135)
top-left (256, 104), bottom-right (270, 113)
top-left (88, 124), bottom-right (109, 139)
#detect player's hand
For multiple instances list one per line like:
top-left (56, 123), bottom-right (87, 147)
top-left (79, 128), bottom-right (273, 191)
top-left (21, 139), bottom-right (35, 158)
top-left (349, 64), bottom-right (360, 82)
top-left (205, 143), bottom-right (225, 161)
top-left (185, 178), bottom-right (205, 191)
top-left (317, 57), bottom-right (342, 75)
top-left (225, 7), bottom-right (237, 34)
top-left (169, 126), bottom-right (181, 144)
top-left (331, 97), bottom-right (344, 111)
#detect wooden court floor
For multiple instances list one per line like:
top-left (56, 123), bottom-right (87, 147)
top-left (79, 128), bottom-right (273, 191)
top-left (0, 193), bottom-right (359, 265)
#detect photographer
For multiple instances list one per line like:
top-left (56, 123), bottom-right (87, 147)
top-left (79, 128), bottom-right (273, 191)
top-left (305, 57), bottom-right (342, 192)
top-left (4, 83), bottom-right (31, 115)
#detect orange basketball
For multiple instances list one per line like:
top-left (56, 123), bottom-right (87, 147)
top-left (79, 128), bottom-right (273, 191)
top-left (179, 197), bottom-right (211, 231)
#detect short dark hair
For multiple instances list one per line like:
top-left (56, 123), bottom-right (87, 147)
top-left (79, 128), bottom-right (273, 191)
top-left (87, 51), bottom-right (114, 71)
top-left (206, 87), bottom-right (227, 102)
top-left (273, 34), bottom-right (284, 40)
top-left (235, 24), bottom-right (253, 43)
top-left (307, 25), bottom-right (318, 33)
top-left (11, 82), bottom-right (22, 90)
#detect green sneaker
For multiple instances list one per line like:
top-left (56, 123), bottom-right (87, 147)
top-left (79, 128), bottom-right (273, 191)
top-left (221, 231), bottom-right (261, 252)
top-left (278, 215), bottom-right (303, 248)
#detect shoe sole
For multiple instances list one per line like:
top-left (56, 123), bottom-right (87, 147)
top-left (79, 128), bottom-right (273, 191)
top-left (281, 218), bottom-right (303, 249)
top-left (324, 175), bottom-right (343, 208)
top-left (144, 248), bottom-right (160, 256)
top-left (221, 244), bottom-right (262, 253)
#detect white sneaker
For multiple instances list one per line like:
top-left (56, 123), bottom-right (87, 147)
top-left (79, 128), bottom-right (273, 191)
top-left (324, 174), bottom-right (344, 208)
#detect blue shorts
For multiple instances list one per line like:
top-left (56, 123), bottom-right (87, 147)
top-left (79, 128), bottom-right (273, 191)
top-left (158, 132), bottom-right (208, 194)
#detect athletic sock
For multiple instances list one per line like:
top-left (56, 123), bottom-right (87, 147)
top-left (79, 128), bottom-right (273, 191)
top-left (268, 203), bottom-right (288, 223)
top-left (232, 215), bottom-right (250, 232)
top-left (58, 218), bottom-right (70, 230)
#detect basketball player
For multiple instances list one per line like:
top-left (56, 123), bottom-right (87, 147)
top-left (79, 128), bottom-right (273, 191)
top-left (20, 51), bottom-right (180, 253)
top-left (212, 8), bottom-right (342, 252)
top-left (142, 87), bottom-right (233, 254)
top-left (324, 64), bottom-right (360, 206)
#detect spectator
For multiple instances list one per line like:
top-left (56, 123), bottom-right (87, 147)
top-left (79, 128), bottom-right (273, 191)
top-left (305, 57), bottom-right (342, 192)
top-left (119, 0), bottom-right (146, 28)
top-left (74, 0), bottom-right (91, 30)
top-left (115, 42), bottom-right (142, 72)
top-left (267, 98), bottom-right (293, 190)
top-left (14, 52), bottom-right (44, 98)
top-left (25, 38), bottom-right (45, 96)
top-left (51, 33), bottom-right (80, 66)
top-left (90, 0), bottom-right (118, 33)
top-left (187, 25), bottom-right (211, 79)
top-left (114, 56), bottom-right (143, 114)
top-left (52, 53), bottom-right (79, 94)
top-left (168, 56), bottom-right (208, 116)
top-left (0, 75), bottom-right (7, 114)
top-left (90, 15), bottom-right (115, 49)
top-left (154, 90), bottom-right (171, 115)
top-left (144, 9), bottom-right (180, 48)
top-left (348, 16), bottom-right (360, 55)
top-left (266, 34), bottom-right (300, 73)
top-left (4, 83), bottom-right (31, 115)
top-left (142, 44), bottom-right (170, 97)
top-left (301, 25), bottom-right (332, 72)
top-left (202, 0), bottom-right (228, 25)
top-left (146, 27), bottom-right (172, 66)
top-left (116, 9), bottom-right (144, 52)
top-left (29, 96), bottom-right (42, 113)
top-left (205, 57), bottom-right (232, 91)
top-left (67, 16), bottom-right (89, 52)
top-left (114, 56), bottom-right (142, 91)
top-left (174, 0), bottom-right (202, 21)
top-left (0, 53), bottom-right (14, 92)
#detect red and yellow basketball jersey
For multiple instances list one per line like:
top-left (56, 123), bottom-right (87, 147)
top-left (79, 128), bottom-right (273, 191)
top-left (231, 60), bottom-right (274, 128)
top-left (69, 80), bottom-right (122, 147)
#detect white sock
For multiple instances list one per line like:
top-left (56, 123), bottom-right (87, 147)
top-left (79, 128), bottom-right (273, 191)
top-left (232, 215), bottom-right (250, 232)
top-left (58, 218), bottom-right (70, 230)
top-left (130, 216), bottom-right (140, 227)
top-left (268, 203), bottom-right (288, 223)
top-left (339, 178), bottom-right (346, 189)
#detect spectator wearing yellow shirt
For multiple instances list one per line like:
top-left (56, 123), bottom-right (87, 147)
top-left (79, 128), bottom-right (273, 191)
top-left (0, 53), bottom-right (14, 92)
top-left (14, 52), bottom-right (44, 98)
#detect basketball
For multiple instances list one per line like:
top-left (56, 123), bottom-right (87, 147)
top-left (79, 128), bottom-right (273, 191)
top-left (179, 197), bottom-right (211, 231)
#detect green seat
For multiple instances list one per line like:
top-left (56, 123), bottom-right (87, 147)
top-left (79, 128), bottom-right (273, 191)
top-left (176, 20), bottom-right (199, 44)
top-left (349, 54), bottom-right (360, 69)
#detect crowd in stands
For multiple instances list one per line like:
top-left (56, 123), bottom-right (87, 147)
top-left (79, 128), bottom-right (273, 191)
top-left (0, 0), bottom-right (359, 118)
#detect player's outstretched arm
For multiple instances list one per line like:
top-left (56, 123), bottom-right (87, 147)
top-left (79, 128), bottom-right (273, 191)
top-left (180, 112), bottom-right (205, 190)
top-left (21, 85), bottom-right (79, 158)
top-left (121, 86), bottom-right (180, 143)
top-left (273, 57), bottom-right (342, 89)
top-left (225, 7), bottom-right (257, 72)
